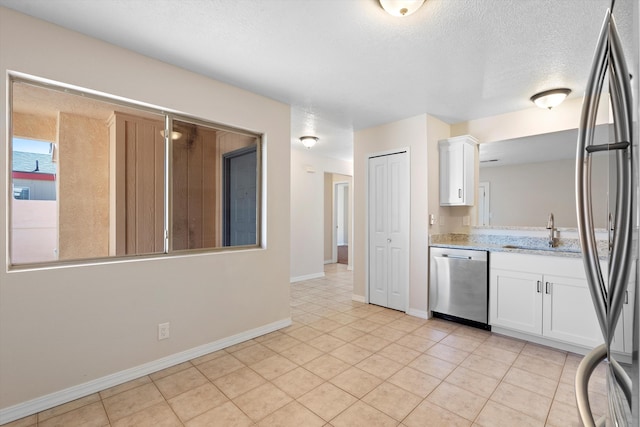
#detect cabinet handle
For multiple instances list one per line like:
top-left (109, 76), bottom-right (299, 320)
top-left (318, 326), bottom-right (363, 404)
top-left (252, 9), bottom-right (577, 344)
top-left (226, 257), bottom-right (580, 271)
top-left (536, 281), bottom-right (542, 293)
top-left (625, 290), bottom-right (629, 304)
top-left (545, 282), bottom-right (551, 294)
top-left (458, 188), bottom-right (462, 198)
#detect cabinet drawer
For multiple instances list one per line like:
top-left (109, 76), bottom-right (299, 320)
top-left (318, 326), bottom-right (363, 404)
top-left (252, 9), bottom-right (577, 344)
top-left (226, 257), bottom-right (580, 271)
top-left (491, 251), bottom-right (586, 277)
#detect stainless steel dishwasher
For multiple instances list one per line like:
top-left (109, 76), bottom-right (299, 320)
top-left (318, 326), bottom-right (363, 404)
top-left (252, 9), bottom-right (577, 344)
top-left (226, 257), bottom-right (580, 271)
top-left (429, 247), bottom-right (489, 329)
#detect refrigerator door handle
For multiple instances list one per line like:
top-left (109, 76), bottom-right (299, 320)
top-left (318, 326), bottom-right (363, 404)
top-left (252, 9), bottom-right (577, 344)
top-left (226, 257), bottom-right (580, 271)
top-left (575, 9), bottom-right (634, 426)
top-left (576, 8), bottom-right (633, 346)
top-left (576, 8), bottom-right (610, 342)
top-left (605, 10), bottom-right (633, 344)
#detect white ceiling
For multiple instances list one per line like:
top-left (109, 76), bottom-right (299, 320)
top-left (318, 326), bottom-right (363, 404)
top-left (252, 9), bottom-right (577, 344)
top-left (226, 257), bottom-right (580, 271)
top-left (0, 0), bottom-right (629, 162)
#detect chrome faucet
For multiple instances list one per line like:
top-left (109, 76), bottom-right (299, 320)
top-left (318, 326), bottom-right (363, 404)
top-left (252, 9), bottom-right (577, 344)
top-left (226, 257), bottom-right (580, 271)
top-left (547, 213), bottom-right (556, 248)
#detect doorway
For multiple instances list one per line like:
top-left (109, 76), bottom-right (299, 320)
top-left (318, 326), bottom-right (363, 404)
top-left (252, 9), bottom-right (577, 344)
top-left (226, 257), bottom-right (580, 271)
top-left (368, 150), bottom-right (409, 311)
top-left (324, 173), bottom-right (352, 266)
top-left (335, 182), bottom-right (349, 265)
top-left (223, 145), bottom-right (257, 246)
top-left (477, 181), bottom-right (490, 226)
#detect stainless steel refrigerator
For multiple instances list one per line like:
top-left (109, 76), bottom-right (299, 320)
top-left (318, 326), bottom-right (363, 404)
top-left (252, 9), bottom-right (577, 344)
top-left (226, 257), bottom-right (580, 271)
top-left (575, 0), bottom-right (639, 425)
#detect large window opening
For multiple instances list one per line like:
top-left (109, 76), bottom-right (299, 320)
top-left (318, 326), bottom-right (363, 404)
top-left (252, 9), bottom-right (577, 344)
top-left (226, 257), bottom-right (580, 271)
top-left (10, 77), bottom-right (262, 267)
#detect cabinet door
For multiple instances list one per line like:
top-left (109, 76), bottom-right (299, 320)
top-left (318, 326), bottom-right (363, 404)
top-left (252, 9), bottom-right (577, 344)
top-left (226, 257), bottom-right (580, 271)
top-left (603, 260), bottom-right (634, 355)
top-left (611, 265), bottom-right (633, 354)
top-left (542, 275), bottom-right (603, 348)
top-left (439, 143), bottom-right (464, 205)
top-left (611, 309), bottom-right (626, 353)
top-left (490, 269), bottom-right (543, 335)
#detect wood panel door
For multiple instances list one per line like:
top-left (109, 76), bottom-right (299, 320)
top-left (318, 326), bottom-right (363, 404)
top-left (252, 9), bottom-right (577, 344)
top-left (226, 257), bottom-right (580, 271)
top-left (109, 112), bottom-right (165, 256)
top-left (171, 122), bottom-right (218, 250)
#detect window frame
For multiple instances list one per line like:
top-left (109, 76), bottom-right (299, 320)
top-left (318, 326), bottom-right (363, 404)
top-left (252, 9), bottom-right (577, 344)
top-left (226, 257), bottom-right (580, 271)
top-left (8, 74), bottom-right (264, 270)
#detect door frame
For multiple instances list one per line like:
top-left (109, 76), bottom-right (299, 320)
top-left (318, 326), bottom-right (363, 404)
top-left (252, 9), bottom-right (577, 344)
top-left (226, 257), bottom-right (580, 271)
top-left (365, 147), bottom-right (411, 312)
top-left (222, 145), bottom-right (258, 246)
top-left (332, 180), bottom-right (350, 264)
top-left (478, 181), bottom-right (490, 226)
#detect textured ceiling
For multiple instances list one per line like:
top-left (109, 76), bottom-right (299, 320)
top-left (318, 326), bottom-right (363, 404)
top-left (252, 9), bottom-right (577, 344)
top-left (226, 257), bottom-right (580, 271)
top-left (0, 0), bottom-right (629, 161)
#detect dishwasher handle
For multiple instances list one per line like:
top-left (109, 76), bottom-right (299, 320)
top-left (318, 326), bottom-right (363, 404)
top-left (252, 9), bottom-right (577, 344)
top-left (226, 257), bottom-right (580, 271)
top-left (441, 254), bottom-right (472, 260)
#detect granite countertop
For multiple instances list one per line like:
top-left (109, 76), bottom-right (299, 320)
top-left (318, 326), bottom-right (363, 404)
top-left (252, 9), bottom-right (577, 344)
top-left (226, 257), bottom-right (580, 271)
top-left (430, 233), bottom-right (607, 259)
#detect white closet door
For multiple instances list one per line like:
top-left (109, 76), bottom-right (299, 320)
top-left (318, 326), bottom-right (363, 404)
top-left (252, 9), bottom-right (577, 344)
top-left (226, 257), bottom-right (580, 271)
top-left (369, 156), bottom-right (389, 307)
top-left (368, 151), bottom-right (409, 311)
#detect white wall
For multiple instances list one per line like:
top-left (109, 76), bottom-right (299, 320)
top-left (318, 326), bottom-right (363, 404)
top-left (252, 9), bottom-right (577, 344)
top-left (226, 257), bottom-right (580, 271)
top-left (451, 96), bottom-right (611, 144)
top-left (353, 114), bottom-right (450, 317)
top-left (0, 7), bottom-right (291, 420)
top-left (290, 149), bottom-right (353, 282)
top-left (480, 157), bottom-right (609, 228)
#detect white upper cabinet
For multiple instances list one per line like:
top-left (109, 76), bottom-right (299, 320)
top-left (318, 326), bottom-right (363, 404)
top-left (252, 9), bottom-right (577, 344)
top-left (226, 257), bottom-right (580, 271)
top-left (439, 135), bottom-right (477, 206)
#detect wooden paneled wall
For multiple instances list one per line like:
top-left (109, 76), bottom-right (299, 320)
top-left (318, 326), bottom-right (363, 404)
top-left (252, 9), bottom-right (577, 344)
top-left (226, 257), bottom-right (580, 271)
top-left (172, 123), bottom-right (218, 250)
top-left (109, 112), bottom-right (165, 256)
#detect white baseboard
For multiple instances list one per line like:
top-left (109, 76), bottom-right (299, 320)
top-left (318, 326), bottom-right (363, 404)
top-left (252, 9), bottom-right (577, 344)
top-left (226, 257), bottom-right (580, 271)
top-left (490, 326), bottom-right (591, 356)
top-left (352, 294), bottom-right (365, 303)
top-left (290, 272), bottom-right (325, 283)
top-left (0, 318), bottom-right (291, 425)
top-left (407, 308), bottom-right (429, 319)
top-left (347, 264), bottom-right (353, 271)
top-left (324, 259), bottom-right (333, 265)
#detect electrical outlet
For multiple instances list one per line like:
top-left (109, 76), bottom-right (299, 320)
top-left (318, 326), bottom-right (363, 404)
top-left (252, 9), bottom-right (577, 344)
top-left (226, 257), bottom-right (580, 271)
top-left (158, 322), bottom-right (170, 340)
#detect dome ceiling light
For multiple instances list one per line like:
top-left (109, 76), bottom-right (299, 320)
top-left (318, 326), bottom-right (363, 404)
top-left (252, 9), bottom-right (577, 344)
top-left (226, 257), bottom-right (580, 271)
top-left (530, 88), bottom-right (572, 110)
top-left (379, 0), bottom-right (426, 17)
top-left (300, 136), bottom-right (319, 149)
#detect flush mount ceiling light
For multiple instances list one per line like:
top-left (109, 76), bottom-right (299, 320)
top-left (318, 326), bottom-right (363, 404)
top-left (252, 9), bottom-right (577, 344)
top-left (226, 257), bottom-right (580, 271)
top-left (160, 130), bottom-right (183, 140)
top-left (530, 88), bottom-right (572, 110)
top-left (300, 136), bottom-right (319, 149)
top-left (379, 0), bottom-right (426, 17)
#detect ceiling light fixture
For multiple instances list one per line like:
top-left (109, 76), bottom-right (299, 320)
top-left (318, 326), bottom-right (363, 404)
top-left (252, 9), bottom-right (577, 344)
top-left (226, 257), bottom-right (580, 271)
top-left (300, 136), bottom-right (319, 149)
top-left (160, 130), bottom-right (183, 140)
top-left (530, 88), bottom-right (571, 110)
top-left (379, 0), bottom-right (426, 17)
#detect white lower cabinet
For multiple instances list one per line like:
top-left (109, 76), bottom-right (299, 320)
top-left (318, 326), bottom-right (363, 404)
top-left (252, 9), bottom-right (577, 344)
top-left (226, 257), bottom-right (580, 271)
top-left (541, 274), bottom-right (602, 348)
top-left (611, 262), bottom-right (636, 355)
top-left (490, 252), bottom-right (631, 352)
top-left (490, 269), bottom-right (542, 335)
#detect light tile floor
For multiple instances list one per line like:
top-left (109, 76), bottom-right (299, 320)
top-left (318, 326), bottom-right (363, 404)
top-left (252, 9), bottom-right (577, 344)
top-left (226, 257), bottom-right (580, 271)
top-left (4, 263), bottom-right (609, 426)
